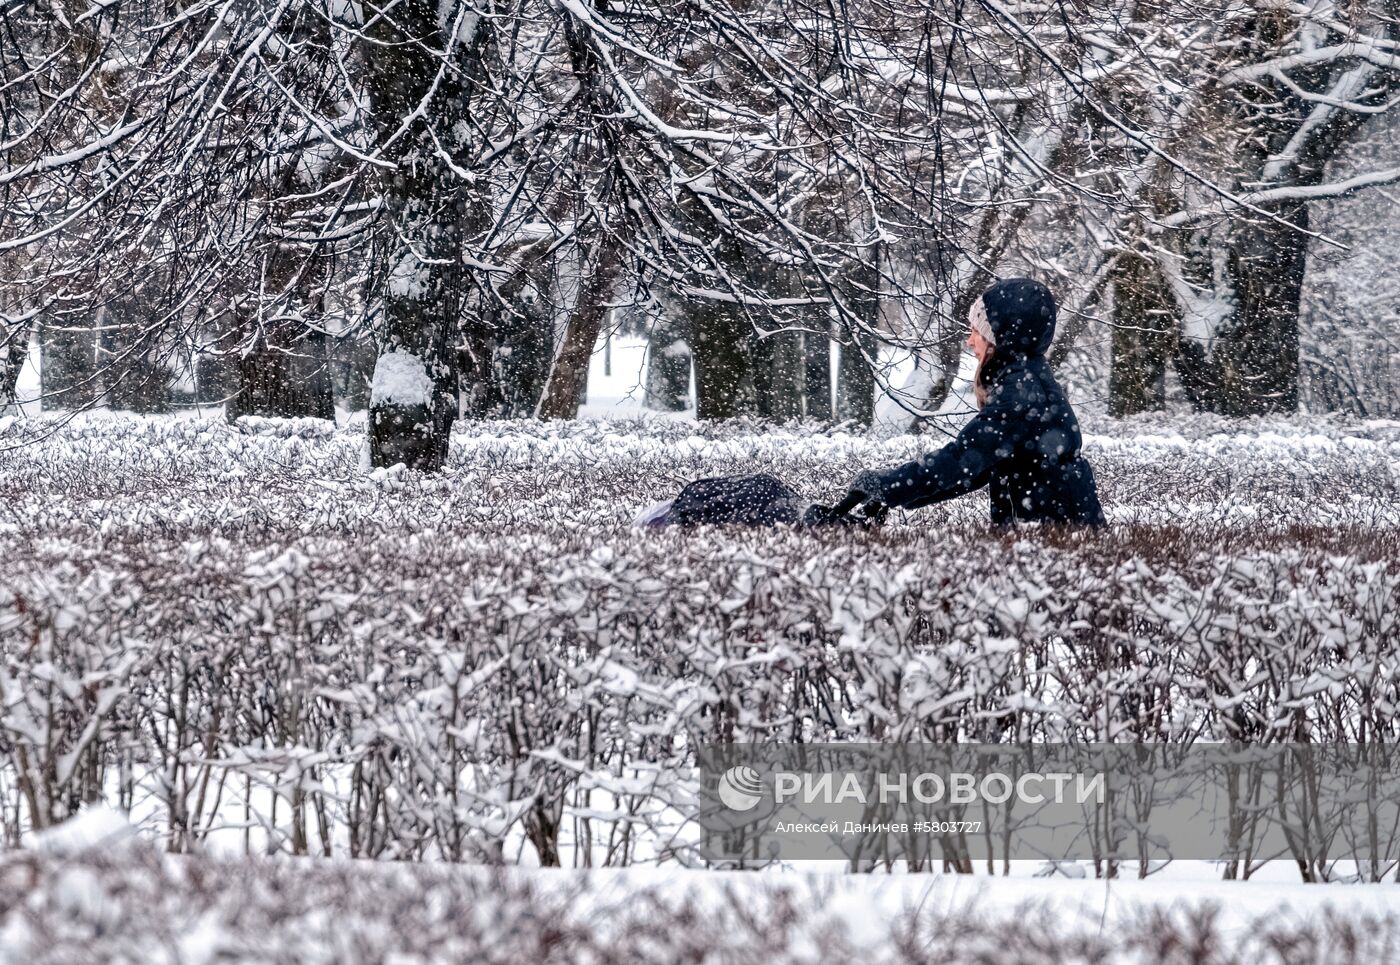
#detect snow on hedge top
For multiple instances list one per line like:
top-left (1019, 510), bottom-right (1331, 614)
top-left (3, 410), bottom-right (1400, 535)
top-left (370, 351), bottom-right (434, 409)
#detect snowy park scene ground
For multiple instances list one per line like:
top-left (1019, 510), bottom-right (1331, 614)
top-left (8, 0), bottom-right (1400, 960)
top-left (4, 409), bottom-right (1400, 961)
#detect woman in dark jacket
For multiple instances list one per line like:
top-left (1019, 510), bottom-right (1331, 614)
top-left (846, 278), bottom-right (1105, 527)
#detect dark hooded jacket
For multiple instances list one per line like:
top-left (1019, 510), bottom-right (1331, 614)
top-left (864, 278), bottom-right (1105, 526)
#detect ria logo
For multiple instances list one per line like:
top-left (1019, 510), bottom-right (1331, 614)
top-left (717, 765), bottom-right (764, 811)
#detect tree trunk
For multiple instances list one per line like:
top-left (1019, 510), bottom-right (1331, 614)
top-left (645, 325), bottom-right (691, 412)
top-left (1208, 204), bottom-right (1307, 415)
top-left (1169, 5), bottom-right (1399, 416)
top-left (836, 245), bottom-right (880, 425)
top-left (691, 301), bottom-right (754, 420)
top-left (39, 317), bottom-right (97, 410)
top-left (1109, 252), bottom-right (1178, 416)
top-left (752, 326), bottom-right (803, 421)
top-left (836, 330), bottom-right (876, 425)
top-left (467, 212), bottom-right (569, 419)
top-left (365, 0), bottom-right (485, 471)
top-left (195, 349), bottom-right (237, 406)
top-left (92, 297), bottom-right (174, 413)
top-left (751, 256), bottom-right (820, 422)
top-left (802, 324), bottom-right (832, 421)
top-left (331, 336), bottom-right (376, 411)
top-left (536, 243), bottom-right (625, 419)
top-left (495, 294), bottom-right (553, 418)
top-left (0, 317), bottom-right (33, 414)
top-left (917, 104), bottom-right (1089, 418)
top-left (227, 327), bottom-right (335, 421)
top-left (367, 210), bottom-right (465, 470)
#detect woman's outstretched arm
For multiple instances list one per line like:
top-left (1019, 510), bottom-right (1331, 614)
top-left (849, 404), bottom-right (1017, 510)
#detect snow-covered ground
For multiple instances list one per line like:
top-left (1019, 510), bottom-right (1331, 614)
top-left (577, 334), bottom-right (666, 418)
top-left (5, 808), bottom-right (1400, 964)
top-left (9, 336), bottom-right (40, 417)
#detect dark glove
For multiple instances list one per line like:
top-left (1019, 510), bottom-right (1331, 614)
top-left (840, 469), bottom-right (890, 517)
top-left (846, 469), bottom-right (888, 504)
top-left (802, 500), bottom-right (886, 528)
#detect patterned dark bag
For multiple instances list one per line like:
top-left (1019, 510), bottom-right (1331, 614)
top-left (663, 474), bottom-right (881, 528)
top-left (667, 473), bottom-right (803, 527)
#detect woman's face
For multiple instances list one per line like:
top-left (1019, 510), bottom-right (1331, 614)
top-left (966, 326), bottom-right (994, 365)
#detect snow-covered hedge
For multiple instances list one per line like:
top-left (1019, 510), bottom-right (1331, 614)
top-left (4, 812), bottom-right (1400, 964)
top-left (1, 414), bottom-right (1399, 872)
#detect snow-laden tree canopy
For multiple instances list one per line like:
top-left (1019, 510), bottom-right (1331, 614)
top-left (2, 0), bottom-right (1398, 451)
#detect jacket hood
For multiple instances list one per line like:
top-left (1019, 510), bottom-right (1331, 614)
top-left (981, 278), bottom-right (1056, 358)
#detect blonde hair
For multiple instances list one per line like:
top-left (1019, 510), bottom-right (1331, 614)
top-left (970, 295), bottom-right (995, 409)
